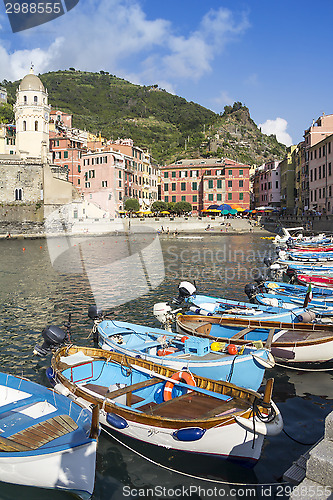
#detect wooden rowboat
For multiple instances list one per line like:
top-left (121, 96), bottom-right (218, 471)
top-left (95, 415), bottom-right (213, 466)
top-left (49, 345), bottom-right (283, 467)
top-left (176, 314), bottom-right (333, 367)
top-left (0, 371), bottom-right (98, 498)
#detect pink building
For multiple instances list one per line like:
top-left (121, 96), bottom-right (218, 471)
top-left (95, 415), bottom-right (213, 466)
top-left (257, 161), bottom-right (280, 207)
top-left (305, 113), bottom-right (333, 214)
top-left (80, 150), bottom-right (127, 215)
top-left (308, 134), bottom-right (333, 214)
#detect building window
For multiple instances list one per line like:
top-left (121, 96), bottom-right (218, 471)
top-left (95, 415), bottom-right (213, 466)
top-left (192, 182), bottom-right (197, 190)
top-left (239, 170), bottom-right (243, 176)
top-left (23, 95), bottom-right (27, 104)
top-left (85, 182), bottom-right (91, 188)
top-left (164, 172), bottom-right (168, 178)
top-left (15, 188), bottom-right (23, 201)
top-left (208, 180), bottom-right (213, 189)
top-left (208, 194), bottom-right (214, 201)
top-left (35, 121), bottom-right (38, 131)
top-left (228, 180), bottom-right (232, 187)
top-left (164, 184), bottom-right (169, 191)
top-left (172, 196), bottom-right (176, 202)
top-left (323, 164), bottom-right (326, 178)
top-left (78, 165), bottom-right (81, 173)
top-left (181, 196), bottom-right (186, 201)
top-left (23, 120), bottom-right (26, 131)
top-left (88, 169), bottom-right (95, 178)
top-left (64, 151), bottom-right (68, 158)
top-left (181, 182), bottom-right (186, 191)
top-left (119, 180), bottom-right (122, 187)
top-left (239, 192), bottom-right (244, 200)
top-left (228, 170), bottom-right (232, 176)
top-left (276, 181), bottom-right (278, 188)
top-left (228, 193), bottom-right (232, 200)
top-left (172, 183), bottom-right (176, 191)
top-left (310, 170), bottom-right (313, 182)
top-left (172, 171), bottom-right (176, 177)
top-left (319, 166), bottom-right (321, 179)
top-left (329, 163), bottom-right (332, 176)
top-left (192, 195), bottom-right (197, 202)
top-left (319, 188), bottom-right (321, 199)
top-left (217, 193), bottom-right (222, 201)
top-left (77, 179), bottom-right (80, 185)
top-left (217, 179), bottom-right (222, 189)
top-left (239, 180), bottom-right (243, 187)
top-left (165, 196), bottom-right (169, 202)
top-left (34, 96), bottom-right (38, 104)
top-left (314, 168), bottom-right (317, 181)
top-left (102, 181), bottom-right (108, 187)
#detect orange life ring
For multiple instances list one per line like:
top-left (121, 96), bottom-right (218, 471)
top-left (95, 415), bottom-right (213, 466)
top-left (163, 371), bottom-right (196, 401)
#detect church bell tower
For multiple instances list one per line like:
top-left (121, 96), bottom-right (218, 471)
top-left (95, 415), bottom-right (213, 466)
top-left (14, 67), bottom-right (51, 160)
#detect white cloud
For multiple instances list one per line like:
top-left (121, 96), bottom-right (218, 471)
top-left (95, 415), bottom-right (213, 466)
top-left (0, 1), bottom-right (249, 90)
top-left (259, 117), bottom-right (293, 146)
top-left (213, 90), bottom-right (234, 108)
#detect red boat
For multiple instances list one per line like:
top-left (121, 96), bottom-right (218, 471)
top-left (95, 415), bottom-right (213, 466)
top-left (289, 246), bottom-right (333, 253)
top-left (296, 273), bottom-right (333, 288)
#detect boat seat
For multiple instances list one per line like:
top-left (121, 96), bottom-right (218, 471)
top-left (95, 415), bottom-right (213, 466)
top-left (231, 327), bottom-right (255, 340)
top-left (0, 414), bottom-right (78, 452)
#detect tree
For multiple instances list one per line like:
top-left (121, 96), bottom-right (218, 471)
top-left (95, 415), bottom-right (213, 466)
top-left (151, 201), bottom-right (167, 213)
top-left (124, 198), bottom-right (140, 213)
top-left (0, 103), bottom-right (14, 124)
top-left (166, 202), bottom-right (176, 213)
top-left (174, 201), bottom-right (192, 214)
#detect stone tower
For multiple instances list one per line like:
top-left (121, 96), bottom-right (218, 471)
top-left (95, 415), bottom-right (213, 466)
top-left (13, 67), bottom-right (51, 161)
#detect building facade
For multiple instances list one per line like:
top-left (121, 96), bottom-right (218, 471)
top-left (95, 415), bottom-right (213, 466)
top-left (161, 158), bottom-right (250, 213)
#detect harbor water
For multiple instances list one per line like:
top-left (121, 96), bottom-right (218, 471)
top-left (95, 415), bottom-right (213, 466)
top-left (0, 232), bottom-right (332, 499)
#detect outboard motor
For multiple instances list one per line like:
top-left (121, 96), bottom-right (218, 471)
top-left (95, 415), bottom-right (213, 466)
top-left (172, 281), bottom-right (197, 305)
top-left (88, 305), bottom-right (104, 321)
top-left (244, 283), bottom-right (258, 302)
top-left (263, 257), bottom-right (272, 268)
top-left (253, 271), bottom-right (265, 285)
top-left (34, 325), bottom-right (68, 356)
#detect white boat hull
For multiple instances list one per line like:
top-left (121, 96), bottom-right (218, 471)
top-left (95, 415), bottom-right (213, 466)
top-left (98, 410), bottom-right (265, 463)
top-left (0, 441), bottom-right (97, 498)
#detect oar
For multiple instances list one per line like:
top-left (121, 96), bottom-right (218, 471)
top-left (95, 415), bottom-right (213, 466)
top-left (264, 328), bottom-right (275, 349)
top-left (129, 364), bottom-right (257, 401)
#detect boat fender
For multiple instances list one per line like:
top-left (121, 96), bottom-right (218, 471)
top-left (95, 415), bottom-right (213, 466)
top-left (235, 401), bottom-right (283, 436)
top-left (53, 383), bottom-right (72, 397)
top-left (106, 412), bottom-right (129, 429)
top-left (163, 371), bottom-right (196, 401)
top-left (180, 336), bottom-right (189, 343)
top-left (210, 341), bottom-right (226, 352)
top-left (252, 351), bottom-right (275, 368)
top-left (227, 344), bottom-right (238, 355)
top-left (173, 427), bottom-right (206, 442)
top-left (297, 311), bottom-right (316, 323)
top-left (46, 366), bottom-right (56, 386)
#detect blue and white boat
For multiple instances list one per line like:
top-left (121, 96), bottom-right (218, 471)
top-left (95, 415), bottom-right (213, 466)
top-left (96, 318), bottom-right (274, 392)
top-left (254, 293), bottom-right (333, 318)
top-left (0, 371), bottom-right (98, 498)
top-left (260, 281), bottom-right (333, 299)
top-left (185, 292), bottom-right (313, 324)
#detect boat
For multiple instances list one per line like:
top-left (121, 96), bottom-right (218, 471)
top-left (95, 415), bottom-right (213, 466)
top-left (0, 370), bottom-right (98, 498)
top-left (254, 292), bottom-right (333, 318)
top-left (273, 227), bottom-right (304, 245)
top-left (285, 250), bottom-right (333, 262)
top-left (259, 281), bottom-right (333, 299)
top-left (94, 315), bottom-right (274, 392)
top-left (172, 282), bottom-right (316, 324)
top-left (296, 273), bottom-right (333, 288)
top-left (49, 345), bottom-right (283, 467)
top-left (176, 314), bottom-right (333, 367)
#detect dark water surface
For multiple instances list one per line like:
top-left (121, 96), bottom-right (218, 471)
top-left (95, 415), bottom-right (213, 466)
top-left (0, 233), bottom-right (332, 500)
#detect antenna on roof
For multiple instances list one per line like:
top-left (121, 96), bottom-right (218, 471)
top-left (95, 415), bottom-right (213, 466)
top-left (30, 63), bottom-right (34, 74)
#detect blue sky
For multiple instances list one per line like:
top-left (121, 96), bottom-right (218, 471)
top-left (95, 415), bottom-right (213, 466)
top-left (1, 0), bottom-right (333, 147)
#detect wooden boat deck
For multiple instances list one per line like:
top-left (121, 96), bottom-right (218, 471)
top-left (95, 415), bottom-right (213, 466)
top-left (0, 415), bottom-right (78, 452)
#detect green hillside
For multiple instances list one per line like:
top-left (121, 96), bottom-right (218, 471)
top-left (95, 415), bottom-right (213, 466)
top-left (3, 70), bottom-right (286, 164)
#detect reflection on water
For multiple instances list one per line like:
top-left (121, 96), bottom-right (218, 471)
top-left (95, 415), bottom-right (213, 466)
top-left (0, 234), bottom-right (332, 499)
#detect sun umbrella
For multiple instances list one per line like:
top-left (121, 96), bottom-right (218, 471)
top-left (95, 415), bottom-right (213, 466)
top-left (221, 209), bottom-right (230, 215)
top-left (208, 204), bottom-right (220, 210)
top-left (243, 209), bottom-right (250, 213)
top-left (218, 204), bottom-right (232, 211)
top-left (207, 209), bottom-right (221, 212)
top-left (160, 211), bottom-right (170, 214)
top-left (229, 209), bottom-right (237, 214)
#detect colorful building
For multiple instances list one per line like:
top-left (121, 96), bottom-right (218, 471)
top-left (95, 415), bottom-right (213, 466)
top-left (161, 158), bottom-right (250, 213)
